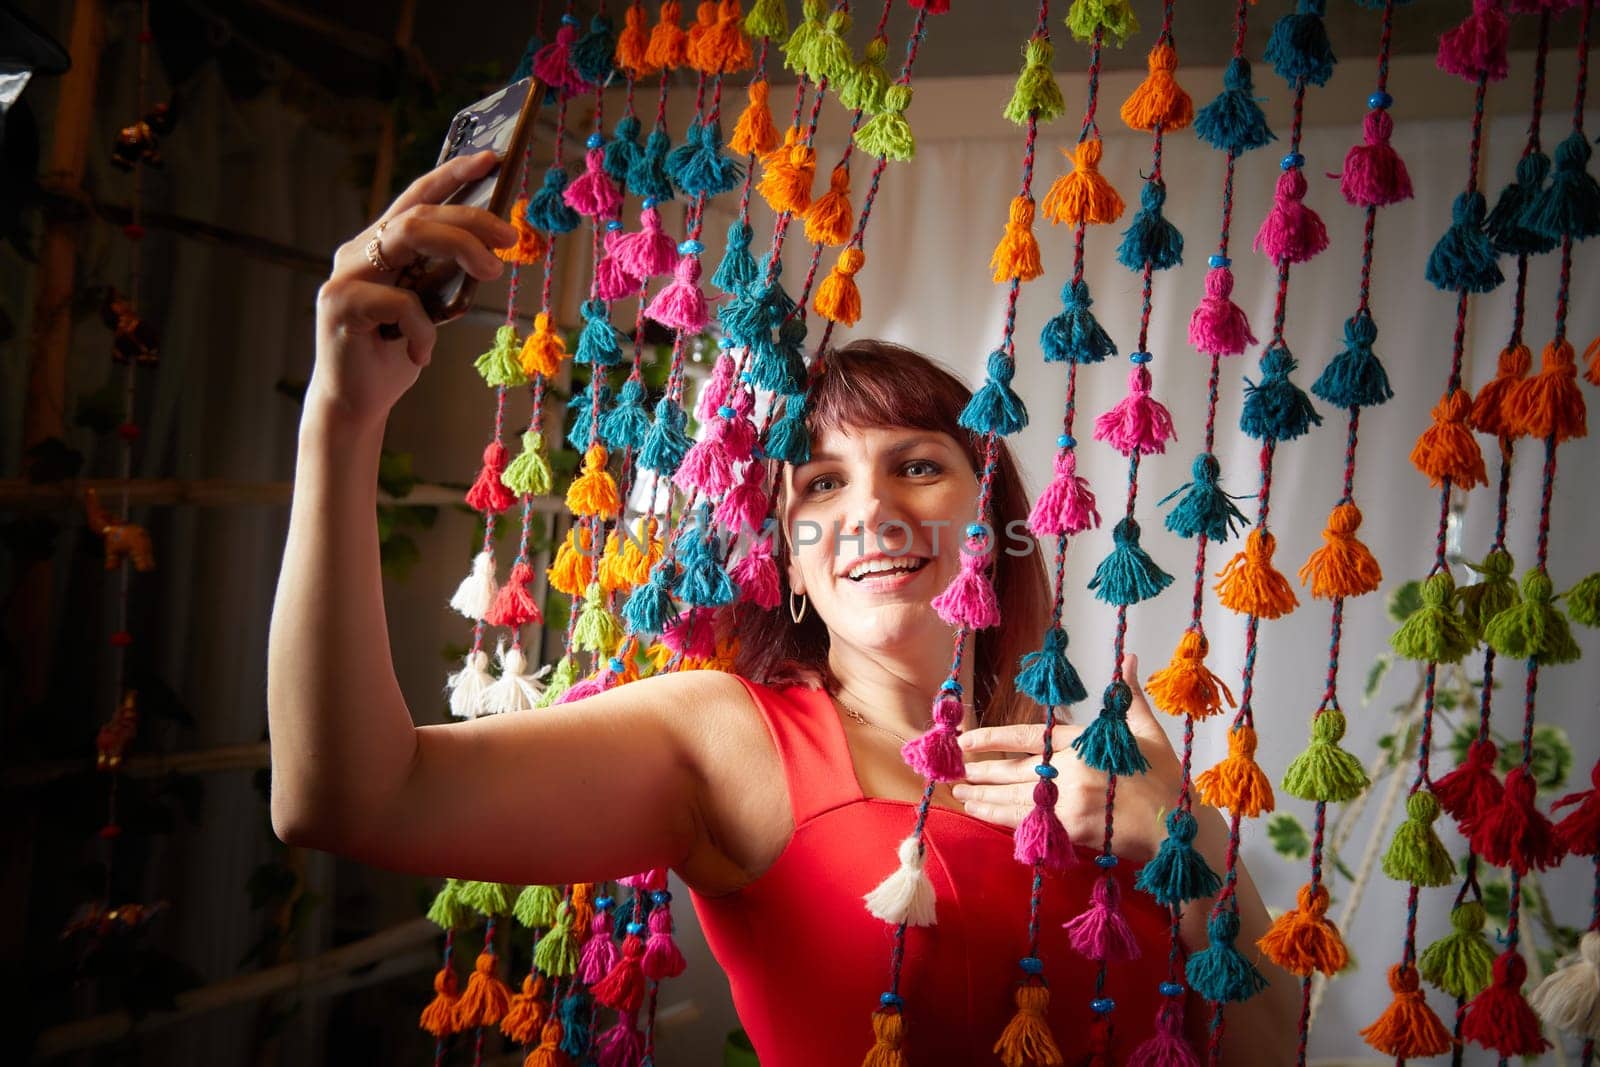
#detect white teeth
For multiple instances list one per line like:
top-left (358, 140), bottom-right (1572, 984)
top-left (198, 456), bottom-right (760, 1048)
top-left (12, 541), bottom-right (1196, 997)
top-left (846, 557), bottom-right (926, 581)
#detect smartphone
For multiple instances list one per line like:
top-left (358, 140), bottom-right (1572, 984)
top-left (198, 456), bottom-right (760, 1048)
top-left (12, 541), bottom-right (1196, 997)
top-left (378, 75), bottom-right (544, 339)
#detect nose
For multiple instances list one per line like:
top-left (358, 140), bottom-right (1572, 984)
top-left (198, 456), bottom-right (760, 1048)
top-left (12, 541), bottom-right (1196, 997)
top-left (841, 480), bottom-right (911, 556)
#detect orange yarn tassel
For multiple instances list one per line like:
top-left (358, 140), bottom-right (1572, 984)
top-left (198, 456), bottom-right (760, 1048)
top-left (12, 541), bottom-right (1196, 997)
top-left (499, 974), bottom-right (548, 1044)
top-left (1584, 333), bottom-right (1599, 386)
top-left (1120, 42), bottom-right (1193, 133)
top-left (521, 311), bottom-right (569, 379)
top-left (616, 1), bottom-right (656, 77)
top-left (454, 947), bottom-right (513, 1029)
top-left (685, 1), bottom-right (717, 73)
top-left (1410, 388), bottom-right (1488, 488)
top-left (524, 1019), bottom-right (574, 1067)
top-left (621, 518), bottom-right (664, 586)
top-left (1196, 723), bottom-right (1275, 817)
top-left (570, 882), bottom-right (597, 941)
top-left (419, 964), bottom-right (464, 1037)
top-left (804, 163), bottom-right (855, 246)
top-left (1360, 963), bottom-right (1455, 1057)
top-left (861, 1006), bottom-right (908, 1067)
top-left (730, 78), bottom-right (780, 156)
top-left (992, 981), bottom-right (1064, 1066)
top-left (704, 0), bottom-right (754, 74)
top-left (1041, 137), bottom-right (1124, 226)
top-left (814, 248), bottom-right (866, 325)
top-left (1298, 502), bottom-right (1382, 599)
top-left (1469, 343), bottom-right (1531, 438)
top-left (598, 529), bottom-right (632, 594)
top-left (1215, 528), bottom-right (1299, 619)
top-left (566, 444), bottom-right (620, 519)
top-left (1258, 883), bottom-right (1349, 977)
top-left (1507, 338), bottom-right (1588, 444)
top-left (1145, 628), bottom-right (1235, 719)
top-left (496, 200), bottom-right (549, 265)
top-left (645, 0), bottom-right (688, 72)
top-left (991, 195), bottom-right (1044, 283)
top-left (547, 524), bottom-right (596, 598)
top-left (757, 128), bottom-right (816, 214)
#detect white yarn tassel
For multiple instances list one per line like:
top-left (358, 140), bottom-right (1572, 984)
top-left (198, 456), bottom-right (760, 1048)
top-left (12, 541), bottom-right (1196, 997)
top-left (864, 834), bottom-right (937, 927)
top-left (1530, 929), bottom-right (1600, 1040)
top-left (482, 644), bottom-right (547, 715)
top-left (449, 549), bottom-right (498, 620)
top-left (446, 649), bottom-right (494, 719)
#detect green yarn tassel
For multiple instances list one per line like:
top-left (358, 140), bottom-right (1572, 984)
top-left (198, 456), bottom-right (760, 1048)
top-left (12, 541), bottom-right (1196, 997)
top-left (1064, 0), bottom-right (1140, 47)
top-left (455, 879), bottom-right (518, 917)
top-left (1071, 681), bottom-right (1151, 776)
top-left (1418, 901), bottom-right (1496, 999)
top-left (1003, 37), bottom-right (1066, 125)
top-left (837, 37), bottom-right (890, 115)
top-left (513, 883), bottom-right (562, 928)
top-left (1381, 790), bottom-right (1456, 887)
top-left (533, 900), bottom-right (579, 976)
top-left (474, 324), bottom-right (528, 387)
top-left (1088, 517), bottom-right (1173, 606)
top-left (743, 0), bottom-right (789, 40)
top-left (1483, 568), bottom-right (1582, 665)
top-left (1566, 571), bottom-right (1600, 628)
top-left (535, 654), bottom-right (579, 708)
top-left (1456, 549), bottom-right (1519, 638)
top-left (426, 878), bottom-right (472, 930)
top-left (1389, 572), bottom-right (1476, 664)
top-left (1282, 709), bottom-right (1369, 803)
top-left (855, 85), bottom-right (915, 162)
top-left (779, 0), bottom-right (824, 78)
top-left (802, 9), bottom-right (855, 85)
top-left (573, 580), bottom-right (624, 654)
top-left (502, 431), bottom-right (554, 497)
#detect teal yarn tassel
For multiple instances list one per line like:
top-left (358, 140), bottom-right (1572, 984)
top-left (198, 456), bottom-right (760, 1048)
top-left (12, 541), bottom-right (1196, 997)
top-left (1116, 179), bottom-right (1184, 272)
top-left (639, 397), bottom-right (693, 476)
top-left (558, 990), bottom-right (594, 1058)
top-left (1136, 809), bottom-right (1222, 906)
top-left (623, 561), bottom-right (682, 635)
top-left (1015, 624), bottom-right (1089, 707)
top-left (1072, 681), bottom-right (1151, 776)
top-left (1241, 344), bottom-right (1322, 442)
top-left (528, 166), bottom-right (581, 233)
top-left (711, 220), bottom-right (758, 296)
top-left (1160, 452), bottom-right (1249, 542)
top-left (749, 317), bottom-right (807, 396)
top-left (1312, 310), bottom-right (1394, 409)
top-left (605, 114), bottom-right (643, 185)
top-left (676, 120), bottom-right (744, 198)
top-left (1186, 910), bottom-right (1269, 1003)
top-left (763, 394), bottom-right (811, 464)
top-left (666, 118), bottom-right (702, 190)
top-left (1264, 0), bottom-right (1335, 87)
top-left (575, 299), bottom-right (623, 366)
top-left (673, 504), bottom-right (738, 607)
top-left (1525, 131), bottom-right (1600, 241)
top-left (1088, 517), bottom-right (1173, 606)
top-left (1040, 279), bottom-right (1117, 364)
top-left (717, 289), bottom-right (770, 349)
top-left (958, 350), bottom-right (1029, 436)
top-left (600, 377), bottom-right (652, 451)
top-left (1425, 191), bottom-right (1504, 294)
top-left (1194, 57), bottom-right (1276, 155)
top-left (1486, 152), bottom-right (1558, 256)
top-left (629, 126), bottom-right (675, 202)
top-left (565, 379), bottom-right (613, 450)
top-left (571, 13), bottom-right (617, 85)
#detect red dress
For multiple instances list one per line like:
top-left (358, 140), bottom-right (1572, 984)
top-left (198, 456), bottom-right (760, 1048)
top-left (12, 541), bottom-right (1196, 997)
top-left (687, 676), bottom-right (1189, 1066)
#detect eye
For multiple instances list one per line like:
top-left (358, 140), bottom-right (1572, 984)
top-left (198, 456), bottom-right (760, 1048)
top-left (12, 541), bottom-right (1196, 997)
top-left (805, 473), bottom-right (842, 495)
top-left (903, 458), bottom-right (943, 478)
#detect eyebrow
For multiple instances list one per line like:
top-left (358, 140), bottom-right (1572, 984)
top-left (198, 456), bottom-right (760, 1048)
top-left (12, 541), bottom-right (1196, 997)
top-left (795, 434), bottom-right (950, 469)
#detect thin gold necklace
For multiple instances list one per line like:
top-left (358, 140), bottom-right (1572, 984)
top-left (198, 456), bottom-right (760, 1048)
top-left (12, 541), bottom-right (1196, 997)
top-left (833, 690), bottom-right (975, 746)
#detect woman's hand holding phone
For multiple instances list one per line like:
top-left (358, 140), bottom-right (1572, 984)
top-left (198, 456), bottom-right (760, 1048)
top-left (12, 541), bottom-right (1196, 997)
top-left (310, 149), bottom-right (515, 427)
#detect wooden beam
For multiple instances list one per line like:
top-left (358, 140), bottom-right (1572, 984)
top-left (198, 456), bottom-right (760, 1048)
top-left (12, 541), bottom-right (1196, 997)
top-left (0, 478), bottom-right (574, 512)
top-left (1, 741), bottom-right (270, 790)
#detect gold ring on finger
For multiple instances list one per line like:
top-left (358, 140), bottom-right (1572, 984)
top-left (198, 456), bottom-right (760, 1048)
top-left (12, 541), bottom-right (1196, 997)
top-left (365, 219), bottom-right (398, 273)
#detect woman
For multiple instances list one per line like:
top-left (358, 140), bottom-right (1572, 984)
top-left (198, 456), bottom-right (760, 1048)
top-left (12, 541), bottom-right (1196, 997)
top-left (269, 151), bottom-right (1297, 1063)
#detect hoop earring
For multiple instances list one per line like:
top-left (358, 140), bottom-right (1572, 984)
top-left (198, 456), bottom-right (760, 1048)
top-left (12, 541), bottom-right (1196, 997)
top-left (789, 591), bottom-right (808, 624)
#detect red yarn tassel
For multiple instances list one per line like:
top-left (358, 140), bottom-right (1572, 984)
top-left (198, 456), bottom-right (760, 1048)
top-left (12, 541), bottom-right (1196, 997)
top-left (591, 931), bottom-right (647, 1014)
top-left (484, 561), bottom-right (543, 628)
top-left (466, 441), bottom-right (516, 513)
top-left (1470, 765), bottom-right (1564, 874)
top-left (1432, 737), bottom-right (1504, 835)
top-left (1553, 761), bottom-right (1600, 856)
top-left (1461, 950), bottom-right (1552, 1057)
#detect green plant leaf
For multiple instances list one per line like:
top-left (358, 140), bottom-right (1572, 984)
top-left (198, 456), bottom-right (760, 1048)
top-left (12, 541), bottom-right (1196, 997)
top-left (377, 450), bottom-right (418, 499)
top-left (1267, 813), bottom-right (1311, 861)
top-left (1386, 579), bottom-right (1423, 623)
top-left (1364, 653), bottom-right (1392, 705)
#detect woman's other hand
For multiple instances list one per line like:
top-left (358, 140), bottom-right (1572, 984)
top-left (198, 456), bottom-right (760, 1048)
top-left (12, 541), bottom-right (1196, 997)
top-left (952, 653), bottom-right (1183, 862)
top-left (310, 149), bottom-right (516, 425)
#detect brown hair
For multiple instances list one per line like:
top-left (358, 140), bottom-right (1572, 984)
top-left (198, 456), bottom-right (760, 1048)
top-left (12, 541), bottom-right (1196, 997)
top-left (730, 339), bottom-right (1052, 728)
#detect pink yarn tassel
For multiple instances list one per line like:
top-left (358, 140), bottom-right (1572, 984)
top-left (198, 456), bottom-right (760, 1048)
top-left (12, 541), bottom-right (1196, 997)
top-left (722, 388), bottom-right (757, 461)
top-left (645, 250), bottom-right (709, 332)
top-left (1063, 876), bottom-right (1141, 961)
top-left (1029, 449), bottom-right (1101, 537)
top-left (1015, 778), bottom-right (1076, 869)
top-left (564, 147), bottom-right (624, 219)
top-left (1187, 265), bottom-right (1257, 356)
top-left (902, 726), bottom-right (964, 782)
top-left (1339, 110), bottom-right (1414, 207)
top-left (672, 431), bottom-right (737, 497)
top-left (1254, 168), bottom-right (1329, 265)
top-left (532, 23), bottom-right (584, 96)
top-left (730, 539), bottom-right (781, 610)
top-left (696, 351), bottom-right (738, 423)
top-left (661, 607), bottom-right (717, 659)
top-left (595, 226), bottom-right (644, 300)
top-left (641, 905), bottom-right (686, 979)
top-left (1126, 1004), bottom-right (1200, 1067)
top-left (578, 910), bottom-right (621, 984)
top-left (714, 462), bottom-right (770, 536)
top-left (1437, 0), bottom-right (1509, 82)
top-left (1093, 366), bottom-right (1176, 456)
top-left (931, 536), bottom-right (1000, 629)
top-left (613, 204), bottom-right (680, 279)
top-left (557, 668), bottom-right (618, 704)
top-left (595, 1015), bottom-right (645, 1067)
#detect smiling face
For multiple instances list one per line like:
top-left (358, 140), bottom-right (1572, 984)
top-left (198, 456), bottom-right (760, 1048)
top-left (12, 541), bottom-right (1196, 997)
top-left (781, 422), bottom-right (980, 659)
